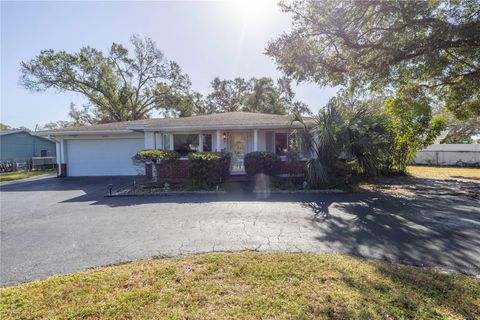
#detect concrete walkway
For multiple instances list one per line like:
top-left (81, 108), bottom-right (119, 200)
top-left (1, 177), bottom-right (479, 286)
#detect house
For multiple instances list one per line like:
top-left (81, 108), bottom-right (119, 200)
top-left (0, 130), bottom-right (56, 163)
top-left (36, 112), bottom-right (313, 177)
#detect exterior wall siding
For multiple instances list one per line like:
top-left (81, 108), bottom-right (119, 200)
top-left (0, 132), bottom-right (56, 162)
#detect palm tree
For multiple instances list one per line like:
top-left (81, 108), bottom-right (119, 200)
top-left (293, 95), bottom-right (390, 188)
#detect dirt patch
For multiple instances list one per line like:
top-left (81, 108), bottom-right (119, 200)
top-left (357, 175), bottom-right (480, 202)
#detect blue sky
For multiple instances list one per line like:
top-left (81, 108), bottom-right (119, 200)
top-left (1, 1), bottom-right (337, 129)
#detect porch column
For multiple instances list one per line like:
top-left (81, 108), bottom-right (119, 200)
top-left (55, 140), bottom-right (62, 176)
top-left (253, 129), bottom-right (258, 151)
top-left (155, 132), bottom-right (163, 149)
top-left (198, 133), bottom-right (204, 152)
top-left (59, 139), bottom-right (67, 177)
top-left (216, 130), bottom-right (221, 152)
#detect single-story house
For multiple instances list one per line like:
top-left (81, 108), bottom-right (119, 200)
top-left (0, 129), bottom-right (56, 163)
top-left (36, 112), bottom-right (313, 177)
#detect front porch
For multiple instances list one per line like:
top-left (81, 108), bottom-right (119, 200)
top-left (143, 128), bottom-right (302, 175)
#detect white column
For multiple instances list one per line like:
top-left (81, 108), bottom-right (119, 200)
top-left (144, 132), bottom-right (155, 149)
top-left (57, 139), bottom-right (67, 176)
top-left (198, 133), bottom-right (204, 152)
top-left (253, 129), bottom-right (258, 151)
top-left (155, 132), bottom-right (162, 149)
top-left (60, 139), bottom-right (66, 163)
top-left (55, 141), bottom-right (61, 165)
top-left (216, 130), bottom-right (221, 152)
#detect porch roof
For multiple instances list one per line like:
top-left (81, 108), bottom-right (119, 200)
top-left (36, 112), bottom-right (314, 136)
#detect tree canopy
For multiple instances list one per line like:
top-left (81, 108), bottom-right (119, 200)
top-left (205, 76), bottom-right (309, 115)
top-left (266, 0), bottom-right (480, 119)
top-left (20, 35), bottom-right (197, 123)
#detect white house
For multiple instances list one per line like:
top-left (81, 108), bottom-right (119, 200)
top-left (36, 112), bottom-right (312, 177)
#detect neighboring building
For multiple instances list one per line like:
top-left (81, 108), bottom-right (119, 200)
top-left (36, 112), bottom-right (314, 177)
top-left (414, 144), bottom-right (480, 166)
top-left (0, 130), bottom-right (56, 163)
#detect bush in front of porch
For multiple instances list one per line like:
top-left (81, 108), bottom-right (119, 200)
top-left (187, 152), bottom-right (231, 190)
top-left (244, 152), bottom-right (280, 176)
top-left (133, 149), bottom-right (180, 181)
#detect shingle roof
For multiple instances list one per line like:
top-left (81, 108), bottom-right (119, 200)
top-left (37, 112), bottom-right (314, 135)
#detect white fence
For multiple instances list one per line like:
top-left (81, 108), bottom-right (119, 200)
top-left (413, 144), bottom-right (480, 166)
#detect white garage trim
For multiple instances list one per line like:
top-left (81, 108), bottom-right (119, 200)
top-left (66, 138), bottom-right (144, 176)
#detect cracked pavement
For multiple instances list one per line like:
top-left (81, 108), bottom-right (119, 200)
top-left (1, 176), bottom-right (479, 286)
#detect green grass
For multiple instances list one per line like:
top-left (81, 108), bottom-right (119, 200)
top-left (1, 252), bottom-right (479, 319)
top-left (0, 170), bottom-right (55, 182)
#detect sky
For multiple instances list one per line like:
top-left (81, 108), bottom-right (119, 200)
top-left (1, 0), bottom-right (338, 130)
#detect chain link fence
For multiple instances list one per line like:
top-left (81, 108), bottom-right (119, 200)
top-left (0, 157), bottom-right (56, 172)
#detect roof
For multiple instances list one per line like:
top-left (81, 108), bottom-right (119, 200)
top-left (36, 112), bottom-right (314, 136)
top-left (0, 129), bottom-right (28, 136)
top-left (1, 129), bottom-right (56, 144)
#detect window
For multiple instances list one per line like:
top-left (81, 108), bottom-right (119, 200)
top-left (202, 134), bottom-right (212, 152)
top-left (173, 134), bottom-right (199, 156)
top-left (163, 134), bottom-right (171, 150)
top-left (275, 133), bottom-right (288, 155)
top-left (40, 149), bottom-right (48, 157)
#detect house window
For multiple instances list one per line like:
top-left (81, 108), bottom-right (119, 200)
top-left (40, 149), bottom-right (48, 157)
top-left (163, 134), bottom-right (171, 150)
top-left (275, 133), bottom-right (288, 155)
top-left (173, 134), bottom-right (199, 156)
top-left (202, 134), bottom-right (212, 152)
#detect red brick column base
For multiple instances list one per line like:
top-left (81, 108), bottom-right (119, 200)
top-left (145, 163), bottom-right (153, 179)
top-left (58, 163), bottom-right (67, 177)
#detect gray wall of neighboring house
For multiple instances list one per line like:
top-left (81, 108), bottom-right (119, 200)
top-left (414, 144), bottom-right (480, 167)
top-left (0, 131), bottom-right (56, 162)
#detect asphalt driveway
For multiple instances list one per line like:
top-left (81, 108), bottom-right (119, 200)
top-left (1, 176), bottom-right (479, 286)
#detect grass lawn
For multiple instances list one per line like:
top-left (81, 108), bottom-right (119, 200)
top-left (407, 165), bottom-right (480, 180)
top-left (0, 170), bottom-right (55, 182)
top-left (1, 252), bottom-right (479, 319)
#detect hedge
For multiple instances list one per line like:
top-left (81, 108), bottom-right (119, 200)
top-left (133, 149), bottom-right (180, 163)
top-left (244, 151), bottom-right (280, 175)
top-left (187, 152), bottom-right (231, 189)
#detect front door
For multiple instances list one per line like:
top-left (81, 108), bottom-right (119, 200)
top-left (228, 132), bottom-right (248, 173)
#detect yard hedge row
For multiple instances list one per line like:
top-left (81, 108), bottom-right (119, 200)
top-left (187, 152), bottom-right (231, 189)
top-left (133, 149), bottom-right (180, 163)
top-left (244, 151), bottom-right (280, 175)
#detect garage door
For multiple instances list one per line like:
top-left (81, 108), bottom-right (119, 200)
top-left (66, 138), bottom-right (144, 176)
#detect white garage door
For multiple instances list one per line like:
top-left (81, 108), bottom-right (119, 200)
top-left (66, 138), bottom-right (144, 176)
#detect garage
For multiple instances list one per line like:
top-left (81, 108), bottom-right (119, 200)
top-left (66, 138), bottom-right (144, 176)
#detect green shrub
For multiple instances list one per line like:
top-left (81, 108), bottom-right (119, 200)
top-left (187, 152), bottom-right (231, 189)
top-left (133, 149), bottom-right (180, 163)
top-left (244, 152), bottom-right (280, 175)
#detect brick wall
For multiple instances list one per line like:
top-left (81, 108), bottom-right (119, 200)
top-left (155, 160), bottom-right (189, 181)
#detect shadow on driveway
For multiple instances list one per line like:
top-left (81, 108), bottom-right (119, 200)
top-left (304, 196), bottom-right (480, 274)
top-left (2, 176), bottom-right (479, 281)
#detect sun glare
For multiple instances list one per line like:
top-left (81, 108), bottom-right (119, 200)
top-left (228, 0), bottom-right (277, 22)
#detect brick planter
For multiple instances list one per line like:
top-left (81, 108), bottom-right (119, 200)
top-left (155, 160), bottom-right (188, 182)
